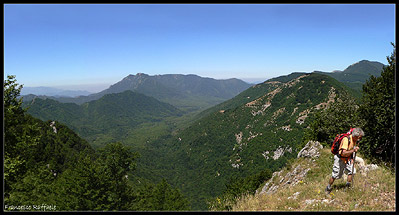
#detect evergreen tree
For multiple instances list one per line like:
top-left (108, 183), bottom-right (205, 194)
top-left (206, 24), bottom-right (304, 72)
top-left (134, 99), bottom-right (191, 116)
top-left (4, 75), bottom-right (41, 200)
top-left (7, 164), bottom-right (58, 207)
top-left (52, 142), bottom-right (138, 211)
top-left (359, 43), bottom-right (396, 167)
top-left (130, 179), bottom-right (190, 211)
top-left (97, 142), bottom-right (139, 210)
top-left (208, 169), bottom-right (271, 211)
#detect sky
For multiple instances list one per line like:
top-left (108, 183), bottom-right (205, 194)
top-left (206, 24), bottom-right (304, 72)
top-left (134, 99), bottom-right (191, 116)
top-left (4, 4), bottom-right (396, 92)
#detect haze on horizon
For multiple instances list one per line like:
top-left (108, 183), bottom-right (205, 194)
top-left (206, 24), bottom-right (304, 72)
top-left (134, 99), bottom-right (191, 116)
top-left (4, 4), bottom-right (395, 93)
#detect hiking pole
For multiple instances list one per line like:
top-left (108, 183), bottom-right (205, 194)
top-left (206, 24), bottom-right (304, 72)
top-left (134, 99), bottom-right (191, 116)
top-left (351, 151), bottom-right (356, 187)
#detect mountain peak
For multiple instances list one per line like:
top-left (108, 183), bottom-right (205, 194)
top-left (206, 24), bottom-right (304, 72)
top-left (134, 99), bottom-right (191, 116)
top-left (345, 59), bottom-right (383, 70)
top-left (100, 73), bottom-right (253, 112)
top-left (313, 59), bottom-right (384, 92)
top-left (343, 60), bottom-right (384, 74)
top-left (347, 60), bottom-right (366, 67)
top-left (122, 73), bottom-right (149, 82)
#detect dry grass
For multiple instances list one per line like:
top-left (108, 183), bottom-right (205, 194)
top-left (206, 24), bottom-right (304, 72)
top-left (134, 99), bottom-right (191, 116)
top-left (231, 148), bottom-right (395, 212)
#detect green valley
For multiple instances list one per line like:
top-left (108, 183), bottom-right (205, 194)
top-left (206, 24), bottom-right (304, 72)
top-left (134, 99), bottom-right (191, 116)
top-left (24, 90), bottom-right (183, 148)
top-left (13, 58), bottom-right (392, 211)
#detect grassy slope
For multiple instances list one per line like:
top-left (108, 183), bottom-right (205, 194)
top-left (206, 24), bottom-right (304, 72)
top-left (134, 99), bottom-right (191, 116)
top-left (231, 148), bottom-right (395, 211)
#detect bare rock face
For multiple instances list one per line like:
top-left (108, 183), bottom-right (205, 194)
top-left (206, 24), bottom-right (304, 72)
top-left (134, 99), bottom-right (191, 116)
top-left (50, 121), bottom-right (57, 134)
top-left (297, 141), bottom-right (323, 159)
top-left (257, 141), bottom-right (322, 195)
top-left (258, 164), bottom-right (311, 195)
top-left (354, 156), bottom-right (379, 176)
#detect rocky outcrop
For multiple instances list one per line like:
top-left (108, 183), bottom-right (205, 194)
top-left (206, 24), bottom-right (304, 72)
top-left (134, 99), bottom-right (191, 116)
top-left (50, 121), bottom-right (57, 134)
top-left (354, 155), bottom-right (379, 176)
top-left (297, 140), bottom-right (323, 159)
top-left (262, 146), bottom-right (293, 160)
top-left (235, 132), bottom-right (243, 145)
top-left (258, 163), bottom-right (311, 195)
top-left (259, 140), bottom-right (323, 195)
top-left (258, 140), bottom-right (380, 197)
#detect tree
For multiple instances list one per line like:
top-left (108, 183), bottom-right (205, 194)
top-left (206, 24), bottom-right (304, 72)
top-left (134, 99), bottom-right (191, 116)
top-left (51, 143), bottom-right (139, 211)
top-left (7, 163), bottom-right (58, 208)
top-left (208, 169), bottom-right (271, 211)
top-left (97, 142), bottom-right (139, 210)
top-left (130, 179), bottom-right (190, 211)
top-left (358, 43), bottom-right (396, 167)
top-left (300, 92), bottom-right (360, 148)
top-left (4, 75), bottom-right (41, 199)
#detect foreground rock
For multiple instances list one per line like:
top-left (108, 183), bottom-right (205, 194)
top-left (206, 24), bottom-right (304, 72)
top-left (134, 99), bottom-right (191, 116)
top-left (297, 140), bottom-right (323, 159)
top-left (258, 140), bottom-right (379, 196)
top-left (258, 141), bottom-right (322, 195)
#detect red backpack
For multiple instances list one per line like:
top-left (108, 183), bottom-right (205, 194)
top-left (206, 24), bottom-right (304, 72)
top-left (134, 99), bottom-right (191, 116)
top-left (331, 128), bottom-right (354, 155)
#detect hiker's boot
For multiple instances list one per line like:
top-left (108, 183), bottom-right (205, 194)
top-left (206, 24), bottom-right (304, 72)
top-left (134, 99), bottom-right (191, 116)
top-left (325, 185), bottom-right (332, 194)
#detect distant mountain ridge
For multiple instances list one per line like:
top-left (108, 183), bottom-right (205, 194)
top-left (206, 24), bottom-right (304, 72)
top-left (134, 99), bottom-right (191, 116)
top-left (314, 60), bottom-right (385, 92)
top-left (21, 60), bottom-right (383, 107)
top-left (93, 73), bottom-right (253, 112)
top-left (23, 73), bottom-right (253, 112)
top-left (21, 86), bottom-right (92, 97)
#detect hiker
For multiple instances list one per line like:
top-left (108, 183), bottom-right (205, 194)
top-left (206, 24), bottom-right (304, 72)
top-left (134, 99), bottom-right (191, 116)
top-left (325, 127), bottom-right (364, 194)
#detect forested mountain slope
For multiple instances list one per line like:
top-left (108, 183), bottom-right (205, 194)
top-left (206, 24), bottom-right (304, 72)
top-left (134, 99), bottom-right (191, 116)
top-left (213, 49), bottom-right (396, 212)
top-left (24, 90), bottom-right (183, 148)
top-left (150, 72), bottom-right (358, 209)
top-left (5, 76), bottom-right (191, 211)
top-left (314, 60), bottom-right (384, 92)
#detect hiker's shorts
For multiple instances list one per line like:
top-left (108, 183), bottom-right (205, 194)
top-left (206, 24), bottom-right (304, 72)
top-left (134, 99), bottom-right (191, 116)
top-left (331, 154), bottom-right (356, 179)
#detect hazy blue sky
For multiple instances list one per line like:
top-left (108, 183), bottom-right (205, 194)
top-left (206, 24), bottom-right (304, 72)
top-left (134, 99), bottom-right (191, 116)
top-left (4, 4), bottom-right (395, 92)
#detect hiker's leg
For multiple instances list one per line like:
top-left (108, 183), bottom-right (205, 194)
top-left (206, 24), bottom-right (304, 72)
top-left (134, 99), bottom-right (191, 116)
top-left (332, 155), bottom-right (345, 180)
top-left (347, 174), bottom-right (352, 183)
top-left (345, 158), bottom-right (356, 183)
top-left (329, 177), bottom-right (335, 185)
top-left (326, 176), bottom-right (335, 193)
top-left (328, 155), bottom-right (342, 190)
